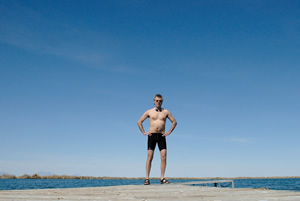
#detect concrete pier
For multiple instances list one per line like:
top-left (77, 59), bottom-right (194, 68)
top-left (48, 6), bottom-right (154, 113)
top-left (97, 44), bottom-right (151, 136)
top-left (1, 183), bottom-right (300, 201)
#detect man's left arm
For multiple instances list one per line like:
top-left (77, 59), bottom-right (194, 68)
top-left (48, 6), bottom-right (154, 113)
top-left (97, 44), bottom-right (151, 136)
top-left (162, 111), bottom-right (177, 136)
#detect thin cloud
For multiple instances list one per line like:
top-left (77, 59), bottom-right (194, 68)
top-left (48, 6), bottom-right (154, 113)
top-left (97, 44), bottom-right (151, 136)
top-left (0, 3), bottom-right (137, 75)
top-left (226, 137), bottom-right (252, 143)
top-left (173, 134), bottom-right (252, 143)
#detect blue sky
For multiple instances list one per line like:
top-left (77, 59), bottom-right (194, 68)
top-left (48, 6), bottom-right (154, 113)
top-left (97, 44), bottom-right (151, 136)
top-left (1, 0), bottom-right (299, 178)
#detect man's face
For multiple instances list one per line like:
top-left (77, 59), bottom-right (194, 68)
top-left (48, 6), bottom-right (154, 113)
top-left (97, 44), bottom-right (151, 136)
top-left (154, 97), bottom-right (163, 108)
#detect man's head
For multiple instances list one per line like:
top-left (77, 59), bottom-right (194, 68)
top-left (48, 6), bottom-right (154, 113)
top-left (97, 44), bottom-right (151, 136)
top-left (153, 94), bottom-right (163, 108)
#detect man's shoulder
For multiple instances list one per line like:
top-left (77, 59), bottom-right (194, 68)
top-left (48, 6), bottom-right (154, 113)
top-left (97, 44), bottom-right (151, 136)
top-left (145, 108), bottom-right (155, 114)
top-left (148, 108), bottom-right (157, 113)
top-left (162, 108), bottom-right (170, 113)
top-left (147, 108), bottom-right (156, 112)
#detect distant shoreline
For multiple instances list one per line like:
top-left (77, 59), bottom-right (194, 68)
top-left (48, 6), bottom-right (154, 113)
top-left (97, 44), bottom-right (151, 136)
top-left (1, 174), bottom-right (300, 180)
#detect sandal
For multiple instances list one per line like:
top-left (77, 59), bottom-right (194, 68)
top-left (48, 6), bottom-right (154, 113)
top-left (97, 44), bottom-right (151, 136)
top-left (144, 179), bottom-right (150, 185)
top-left (160, 178), bottom-right (170, 184)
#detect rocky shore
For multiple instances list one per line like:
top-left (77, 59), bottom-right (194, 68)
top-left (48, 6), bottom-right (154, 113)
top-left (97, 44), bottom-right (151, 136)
top-left (1, 173), bottom-right (300, 180)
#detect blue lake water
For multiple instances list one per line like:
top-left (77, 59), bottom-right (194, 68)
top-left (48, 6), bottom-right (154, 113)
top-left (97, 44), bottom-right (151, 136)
top-left (1, 178), bottom-right (300, 192)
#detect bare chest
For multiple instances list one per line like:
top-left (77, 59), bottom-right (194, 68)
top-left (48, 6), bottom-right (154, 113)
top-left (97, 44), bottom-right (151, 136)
top-left (149, 112), bottom-right (167, 121)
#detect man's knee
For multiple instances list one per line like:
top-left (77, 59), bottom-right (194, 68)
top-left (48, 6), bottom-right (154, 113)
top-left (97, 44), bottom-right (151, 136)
top-left (147, 150), bottom-right (154, 160)
top-left (160, 149), bottom-right (167, 160)
top-left (161, 155), bottom-right (166, 161)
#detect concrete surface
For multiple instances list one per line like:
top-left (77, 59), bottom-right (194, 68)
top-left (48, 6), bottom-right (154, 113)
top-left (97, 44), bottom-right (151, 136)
top-left (1, 183), bottom-right (300, 201)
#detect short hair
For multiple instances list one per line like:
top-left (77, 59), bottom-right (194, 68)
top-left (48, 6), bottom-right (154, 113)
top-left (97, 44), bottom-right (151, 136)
top-left (154, 94), bottom-right (163, 100)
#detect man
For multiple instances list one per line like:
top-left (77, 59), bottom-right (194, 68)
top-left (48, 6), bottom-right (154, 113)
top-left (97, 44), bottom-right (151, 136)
top-left (137, 94), bottom-right (177, 185)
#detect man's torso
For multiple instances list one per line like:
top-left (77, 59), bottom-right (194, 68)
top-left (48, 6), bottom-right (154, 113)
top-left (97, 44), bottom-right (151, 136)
top-left (148, 108), bottom-right (168, 133)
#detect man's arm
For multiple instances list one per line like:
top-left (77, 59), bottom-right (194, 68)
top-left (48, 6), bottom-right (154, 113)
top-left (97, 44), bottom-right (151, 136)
top-left (137, 111), bottom-right (150, 135)
top-left (162, 111), bottom-right (177, 136)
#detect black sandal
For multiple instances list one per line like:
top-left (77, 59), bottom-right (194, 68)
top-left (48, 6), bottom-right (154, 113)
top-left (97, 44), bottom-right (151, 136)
top-left (144, 179), bottom-right (150, 185)
top-left (160, 178), bottom-right (170, 184)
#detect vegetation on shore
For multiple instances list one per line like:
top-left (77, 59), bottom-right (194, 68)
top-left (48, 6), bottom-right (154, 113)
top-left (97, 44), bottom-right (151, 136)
top-left (1, 174), bottom-right (300, 180)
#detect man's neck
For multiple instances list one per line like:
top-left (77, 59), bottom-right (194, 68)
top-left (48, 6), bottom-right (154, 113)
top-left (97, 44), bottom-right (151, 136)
top-left (155, 107), bottom-right (162, 112)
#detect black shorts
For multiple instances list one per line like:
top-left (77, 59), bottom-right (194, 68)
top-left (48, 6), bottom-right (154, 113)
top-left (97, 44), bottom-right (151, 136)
top-left (148, 133), bottom-right (167, 151)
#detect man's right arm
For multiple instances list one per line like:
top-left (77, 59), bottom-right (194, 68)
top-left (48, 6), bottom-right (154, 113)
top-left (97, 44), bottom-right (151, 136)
top-left (137, 111), bottom-right (150, 135)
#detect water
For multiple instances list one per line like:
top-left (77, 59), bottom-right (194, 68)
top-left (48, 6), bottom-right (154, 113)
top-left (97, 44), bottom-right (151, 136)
top-left (1, 178), bottom-right (300, 192)
top-left (234, 178), bottom-right (300, 191)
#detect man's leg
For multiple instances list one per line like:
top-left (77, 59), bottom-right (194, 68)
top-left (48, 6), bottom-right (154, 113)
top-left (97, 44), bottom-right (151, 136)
top-left (160, 149), bottom-right (167, 180)
top-left (146, 150), bottom-right (154, 179)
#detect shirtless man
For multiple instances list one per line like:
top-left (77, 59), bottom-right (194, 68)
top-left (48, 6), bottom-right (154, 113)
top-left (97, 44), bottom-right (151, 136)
top-left (137, 94), bottom-right (177, 185)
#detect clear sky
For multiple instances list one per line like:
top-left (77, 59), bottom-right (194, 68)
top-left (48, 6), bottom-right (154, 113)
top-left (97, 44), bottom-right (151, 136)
top-left (1, 0), bottom-right (299, 178)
